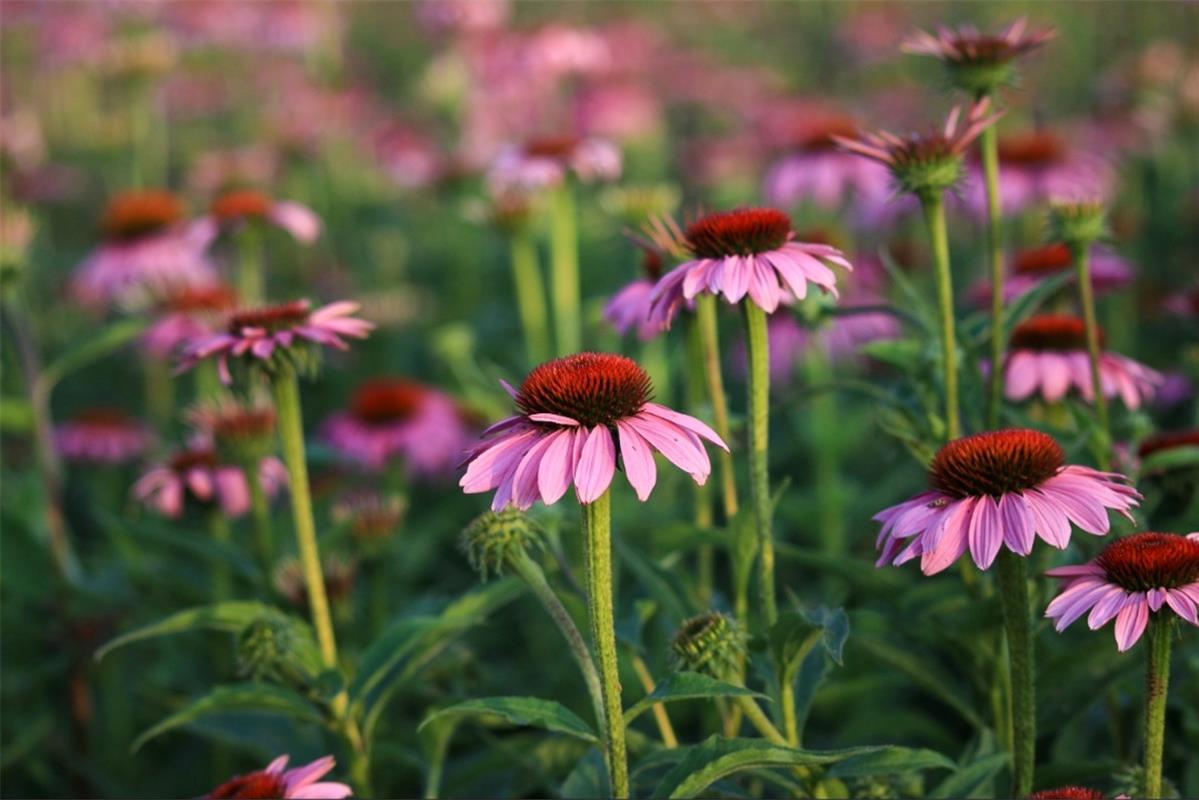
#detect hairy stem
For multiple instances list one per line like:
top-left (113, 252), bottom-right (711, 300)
top-left (1143, 615), bottom-right (1173, 799)
top-left (1071, 243), bottom-right (1112, 470)
top-left (920, 193), bottom-right (961, 441)
top-left (980, 122), bottom-right (1006, 430)
top-left (996, 551), bottom-right (1036, 796)
top-left (509, 228), bottom-right (551, 366)
top-left (696, 294), bottom-right (738, 521)
top-left (743, 301), bottom-right (776, 627)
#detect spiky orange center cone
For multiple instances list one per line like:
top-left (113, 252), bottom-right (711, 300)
top-left (1096, 532), bottom-right (1199, 592)
top-left (1009, 314), bottom-right (1101, 351)
top-left (516, 352), bottom-right (651, 427)
top-left (929, 429), bottom-right (1064, 498)
top-left (684, 208), bottom-right (792, 258)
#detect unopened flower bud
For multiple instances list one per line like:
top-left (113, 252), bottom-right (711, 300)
top-left (459, 508), bottom-right (544, 580)
top-left (670, 611), bottom-right (746, 681)
top-left (1048, 200), bottom-right (1108, 248)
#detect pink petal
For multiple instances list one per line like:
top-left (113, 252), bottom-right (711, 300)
top-left (639, 403), bottom-right (728, 450)
top-left (625, 414), bottom-right (709, 482)
top-left (1114, 598), bottom-right (1149, 651)
top-left (283, 756), bottom-right (335, 790)
top-left (967, 495), bottom-right (1003, 570)
top-left (574, 426), bottom-right (616, 504)
top-left (999, 492), bottom-right (1034, 556)
top-left (1164, 589), bottom-right (1198, 625)
top-left (616, 419), bottom-right (657, 501)
top-left (920, 497), bottom-right (974, 575)
top-left (1088, 586), bottom-right (1132, 629)
top-left (537, 429), bottom-right (577, 506)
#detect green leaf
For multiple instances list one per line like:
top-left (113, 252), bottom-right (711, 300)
top-left (561, 747), bottom-right (610, 799)
top-left (615, 539), bottom-right (690, 624)
top-left (132, 683), bottom-right (323, 752)
top-left (859, 338), bottom-right (925, 371)
top-left (1139, 444), bottom-right (1199, 475)
top-left (96, 601), bottom-right (283, 661)
top-left (651, 736), bottom-right (887, 799)
top-left (930, 753), bottom-right (1010, 799)
top-left (623, 672), bottom-right (766, 726)
top-left (827, 746), bottom-right (956, 777)
top-left (40, 317), bottom-right (147, 391)
top-left (418, 697), bottom-right (597, 743)
top-left (769, 612), bottom-right (823, 685)
top-left (0, 396), bottom-right (33, 433)
top-left (855, 637), bottom-right (986, 731)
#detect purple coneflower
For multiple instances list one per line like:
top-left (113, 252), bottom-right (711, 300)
top-left (72, 189), bottom-right (218, 310)
top-left (604, 243), bottom-right (668, 341)
top-left (487, 135), bottom-right (621, 192)
top-left (1003, 315), bottom-right (1163, 409)
top-left (133, 443), bottom-right (286, 519)
top-left (460, 352), bottom-right (727, 509)
top-left (55, 408), bottom-right (153, 465)
top-left (320, 378), bottom-right (474, 478)
top-left (967, 242), bottom-right (1134, 307)
top-left (206, 754), bottom-right (351, 799)
top-left (763, 114), bottom-right (891, 212)
top-left (902, 18), bottom-right (1055, 96)
top-left (1026, 788), bottom-right (1106, 800)
top-left (875, 428), bottom-right (1141, 575)
top-left (966, 130), bottom-right (1114, 215)
top-left (647, 207), bottom-right (851, 326)
top-left (141, 283), bottom-right (239, 360)
top-left (198, 188), bottom-right (322, 244)
top-left (1046, 532), bottom-right (1199, 651)
top-left (178, 299), bottom-right (374, 383)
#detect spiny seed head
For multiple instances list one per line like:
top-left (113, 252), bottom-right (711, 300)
top-left (351, 379), bottom-right (426, 424)
top-left (101, 190), bottom-right (184, 240)
top-left (273, 554), bottom-right (356, 609)
top-left (887, 137), bottom-right (965, 197)
top-left (684, 208), bottom-right (792, 259)
top-left (460, 508), bottom-right (543, 580)
top-left (670, 612), bottom-right (746, 681)
top-left (162, 284), bottom-right (239, 314)
top-left (1048, 200), bottom-right (1108, 247)
top-left (1096, 532), bottom-right (1199, 592)
top-left (211, 188), bottom-right (273, 221)
top-left (790, 116), bottom-right (859, 153)
top-left (236, 611), bottom-right (300, 682)
top-left (72, 407), bottom-right (138, 428)
top-left (1009, 314), bottom-right (1099, 352)
top-left (187, 398), bottom-right (276, 463)
top-left (516, 353), bottom-right (652, 428)
top-left (1014, 243), bottom-right (1073, 276)
top-left (929, 429), bottom-right (1065, 498)
top-left (333, 490), bottom-right (406, 543)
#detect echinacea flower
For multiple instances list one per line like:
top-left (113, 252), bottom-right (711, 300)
top-left (197, 188), bottom-right (322, 244)
top-left (178, 299), bottom-right (374, 383)
top-left (72, 189), bottom-right (218, 310)
top-left (460, 352), bottom-right (727, 509)
top-left (875, 428), bottom-right (1141, 575)
top-left (1137, 429), bottom-right (1199, 472)
top-left (903, 18), bottom-right (1056, 96)
top-left (55, 408), bottom-right (153, 465)
top-left (487, 135), bottom-right (621, 192)
top-left (604, 243), bottom-right (668, 341)
top-left (186, 396), bottom-right (277, 465)
top-left (133, 444), bottom-right (287, 519)
top-left (1046, 532), bottom-right (1199, 651)
top-left (966, 243), bottom-right (1134, 307)
top-left (833, 101), bottom-right (1002, 199)
top-left (274, 553), bottom-right (357, 611)
top-left (333, 490), bottom-right (406, 546)
top-left (763, 114), bottom-right (891, 211)
top-left (1003, 314), bottom-right (1163, 409)
top-left (966, 130), bottom-right (1115, 215)
top-left (646, 208), bottom-right (852, 326)
top-left (206, 754), bottom-right (352, 799)
top-left (320, 378), bottom-right (474, 477)
top-left (141, 283), bottom-right (239, 360)
top-left (1026, 788), bottom-right (1106, 800)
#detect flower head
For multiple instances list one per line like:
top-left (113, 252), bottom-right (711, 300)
top-left (1046, 532), bottom-right (1199, 651)
top-left (186, 396), bottom-right (277, 465)
top-left (206, 754), bottom-right (351, 799)
top-left (133, 443), bottom-right (287, 519)
top-left (670, 612), bottom-right (746, 681)
top-left (1048, 198), bottom-right (1110, 247)
top-left (487, 135), bottom-right (621, 192)
top-left (200, 188), bottom-right (321, 244)
top-left (604, 242), bottom-right (668, 341)
top-left (460, 353), bottom-right (728, 509)
top-left (964, 132), bottom-right (1114, 216)
top-left (320, 378), bottom-right (473, 477)
top-left (763, 113), bottom-right (892, 211)
top-left (967, 243), bottom-right (1133, 306)
top-left (178, 299), bottom-right (373, 384)
top-left (72, 189), bottom-right (218, 310)
top-left (142, 284), bottom-right (239, 360)
top-left (1027, 788), bottom-right (1105, 800)
top-left (833, 101), bottom-right (1001, 199)
top-left (903, 18), bottom-right (1056, 96)
top-left (875, 428), bottom-right (1141, 575)
top-left (646, 207), bottom-right (852, 326)
top-left (1003, 314), bottom-right (1163, 409)
top-left (55, 408), bottom-right (153, 465)
top-left (333, 490), bottom-right (406, 549)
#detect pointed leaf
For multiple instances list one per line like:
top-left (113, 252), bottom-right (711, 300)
top-left (132, 683), bottom-right (323, 752)
top-left (96, 601), bottom-right (284, 661)
top-left (624, 672), bottom-right (766, 726)
top-left (418, 697), bottom-right (597, 743)
top-left (930, 753), bottom-right (1011, 798)
top-left (827, 747), bottom-right (956, 777)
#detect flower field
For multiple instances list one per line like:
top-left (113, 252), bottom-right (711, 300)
top-left (1, 2), bottom-right (1197, 798)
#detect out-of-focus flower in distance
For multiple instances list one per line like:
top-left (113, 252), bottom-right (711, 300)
top-left (55, 408), bottom-right (154, 466)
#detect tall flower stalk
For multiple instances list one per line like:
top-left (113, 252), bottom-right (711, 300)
top-left (995, 550), bottom-right (1034, 796)
top-left (920, 192), bottom-right (961, 440)
top-left (1143, 615), bottom-right (1173, 798)
top-left (549, 183), bottom-right (581, 356)
top-left (510, 226), bottom-right (551, 365)
top-left (980, 123), bottom-right (1006, 429)
top-left (742, 301), bottom-right (776, 624)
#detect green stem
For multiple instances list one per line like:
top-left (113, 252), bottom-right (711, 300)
top-left (631, 654), bottom-right (678, 749)
top-left (1071, 244), bottom-right (1112, 470)
top-left (920, 193), bottom-right (961, 441)
top-left (342, 716), bottom-right (372, 798)
top-left (780, 680), bottom-right (799, 746)
top-left (1143, 615), bottom-right (1172, 799)
top-left (696, 294), bottom-right (738, 522)
top-left (509, 228), bottom-right (551, 365)
top-left (805, 350), bottom-right (843, 556)
top-left (582, 491), bottom-right (628, 798)
top-left (550, 182), bottom-right (581, 356)
top-left (236, 225), bottom-right (264, 307)
top-left (743, 302), bottom-right (776, 627)
top-left (245, 465), bottom-right (274, 574)
top-left (995, 551), bottom-right (1035, 796)
top-left (736, 695), bottom-right (788, 747)
top-left (980, 121), bottom-right (1006, 430)
top-left (271, 371), bottom-right (339, 667)
top-left (509, 549), bottom-right (608, 746)
top-left (209, 512), bottom-right (232, 603)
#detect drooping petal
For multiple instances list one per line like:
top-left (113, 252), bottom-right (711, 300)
top-left (537, 429), bottom-right (577, 506)
top-left (616, 420), bottom-right (657, 501)
top-left (574, 425), bottom-right (617, 504)
top-left (1114, 598), bottom-right (1149, 651)
top-left (967, 495), bottom-right (1003, 570)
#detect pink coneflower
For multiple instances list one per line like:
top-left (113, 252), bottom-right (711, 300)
top-left (487, 135), bottom-right (621, 192)
top-left (1163, 285), bottom-right (1199, 317)
top-left (763, 114), bottom-right (891, 211)
top-left (197, 188), bottom-right (321, 244)
top-left (415, 0), bottom-right (509, 34)
top-left (875, 428), bottom-right (1141, 575)
top-left (967, 243), bottom-right (1134, 307)
top-left (1138, 430), bottom-right (1199, 466)
top-left (460, 353), bottom-right (727, 509)
top-left (1046, 532), bottom-right (1199, 651)
top-left (967, 130), bottom-right (1114, 215)
top-left (1027, 788), bottom-right (1105, 800)
top-left (141, 284), bottom-right (239, 360)
top-left (55, 408), bottom-right (153, 465)
top-left (72, 190), bottom-right (218, 310)
top-left (133, 444), bottom-right (286, 519)
top-left (902, 18), bottom-right (1055, 96)
top-left (320, 378), bottom-right (474, 477)
top-left (1003, 315), bottom-right (1163, 409)
top-left (604, 244), bottom-right (668, 341)
top-left (646, 208), bottom-right (851, 326)
top-left (178, 299), bottom-right (374, 383)
top-left (206, 754), bottom-right (352, 799)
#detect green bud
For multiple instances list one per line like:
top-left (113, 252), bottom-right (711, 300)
top-left (946, 61), bottom-right (1017, 98)
top-left (670, 611), bottom-right (746, 681)
top-left (1047, 200), bottom-right (1108, 248)
top-left (459, 508), bottom-right (544, 580)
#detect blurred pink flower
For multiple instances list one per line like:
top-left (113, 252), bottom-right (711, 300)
top-left (488, 135), bottom-right (621, 192)
top-left (574, 82), bottom-right (662, 142)
top-left (1003, 314), bottom-right (1163, 409)
top-left (604, 245), bottom-right (668, 341)
top-left (142, 284), bottom-right (240, 361)
top-left (55, 409), bottom-right (153, 465)
top-left (966, 242), bottom-right (1134, 307)
top-left (415, 0), bottom-right (509, 34)
top-left (902, 17), bottom-right (1055, 71)
top-left (965, 130), bottom-right (1116, 215)
top-left (206, 754), bottom-right (351, 799)
top-left (460, 353), bottom-right (727, 508)
top-left (763, 113), bottom-right (891, 211)
top-left (321, 378), bottom-right (475, 478)
top-left (72, 190), bottom-right (218, 311)
top-left (875, 429), bottom-right (1140, 575)
top-left (372, 123), bottom-right (446, 190)
top-left (197, 189), bottom-right (321, 244)
top-left (133, 444), bottom-right (285, 519)
top-left (1046, 532), bottom-right (1199, 651)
